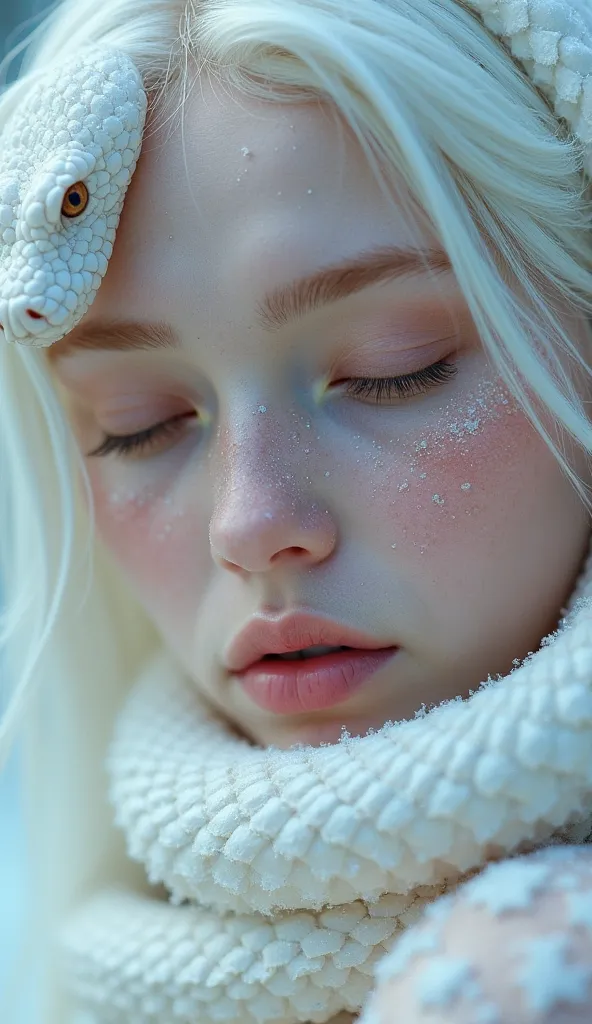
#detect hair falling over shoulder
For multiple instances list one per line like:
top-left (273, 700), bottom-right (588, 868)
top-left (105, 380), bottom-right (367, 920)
top-left (2, 0), bottom-right (592, 1019)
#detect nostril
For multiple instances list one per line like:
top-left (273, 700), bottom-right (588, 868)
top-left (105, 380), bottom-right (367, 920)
top-left (26, 309), bottom-right (43, 320)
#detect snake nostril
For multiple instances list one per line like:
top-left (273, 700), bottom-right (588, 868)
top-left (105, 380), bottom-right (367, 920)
top-left (26, 309), bottom-right (43, 320)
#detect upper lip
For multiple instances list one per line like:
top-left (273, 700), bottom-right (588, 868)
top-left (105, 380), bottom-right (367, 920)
top-left (225, 611), bottom-right (394, 673)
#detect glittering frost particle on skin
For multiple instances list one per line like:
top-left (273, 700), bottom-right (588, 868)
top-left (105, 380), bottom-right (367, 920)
top-left (416, 957), bottom-right (475, 1009)
top-left (516, 934), bottom-right (592, 1013)
top-left (567, 889), bottom-right (592, 929)
top-left (375, 928), bottom-right (441, 982)
top-left (463, 860), bottom-right (552, 914)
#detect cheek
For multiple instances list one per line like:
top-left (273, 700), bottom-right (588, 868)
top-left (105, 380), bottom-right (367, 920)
top-left (86, 468), bottom-right (210, 621)
top-left (359, 397), bottom-right (564, 566)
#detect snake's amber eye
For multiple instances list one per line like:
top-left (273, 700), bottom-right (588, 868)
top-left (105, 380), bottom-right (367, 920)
top-left (61, 181), bottom-right (89, 218)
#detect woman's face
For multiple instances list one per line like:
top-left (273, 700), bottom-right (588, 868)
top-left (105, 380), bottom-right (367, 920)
top-left (50, 78), bottom-right (591, 748)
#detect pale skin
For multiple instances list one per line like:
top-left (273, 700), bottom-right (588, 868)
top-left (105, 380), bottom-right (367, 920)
top-left (48, 76), bottom-right (592, 1021)
top-left (367, 848), bottom-right (592, 1024)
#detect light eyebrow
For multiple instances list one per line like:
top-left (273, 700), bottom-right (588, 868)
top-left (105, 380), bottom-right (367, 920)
top-left (258, 244), bottom-right (451, 332)
top-left (49, 319), bottom-right (179, 359)
top-left (50, 244), bottom-right (451, 358)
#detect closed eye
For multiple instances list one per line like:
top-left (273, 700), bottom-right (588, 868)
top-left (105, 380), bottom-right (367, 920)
top-left (343, 359), bottom-right (458, 403)
top-left (86, 411), bottom-right (197, 458)
top-left (85, 360), bottom-right (458, 460)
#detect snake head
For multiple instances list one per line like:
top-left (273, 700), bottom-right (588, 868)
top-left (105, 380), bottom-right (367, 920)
top-left (0, 50), bottom-right (147, 347)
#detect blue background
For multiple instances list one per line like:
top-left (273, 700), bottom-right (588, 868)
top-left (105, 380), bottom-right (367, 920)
top-left (0, 3), bottom-right (54, 1012)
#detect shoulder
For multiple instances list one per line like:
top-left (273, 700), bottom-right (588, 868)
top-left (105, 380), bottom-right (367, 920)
top-left (360, 846), bottom-right (592, 1024)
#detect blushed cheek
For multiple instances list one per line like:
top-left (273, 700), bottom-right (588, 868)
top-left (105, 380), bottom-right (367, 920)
top-left (86, 467), bottom-right (209, 626)
top-left (367, 396), bottom-right (558, 566)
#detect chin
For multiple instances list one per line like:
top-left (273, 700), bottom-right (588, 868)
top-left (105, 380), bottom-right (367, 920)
top-left (274, 716), bottom-right (387, 749)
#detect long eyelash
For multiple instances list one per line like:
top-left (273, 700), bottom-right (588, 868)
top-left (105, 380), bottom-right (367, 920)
top-left (88, 360), bottom-right (457, 459)
top-left (87, 414), bottom-right (191, 458)
top-left (346, 359), bottom-right (458, 402)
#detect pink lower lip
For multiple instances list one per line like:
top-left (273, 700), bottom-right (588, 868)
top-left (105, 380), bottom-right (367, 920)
top-left (236, 648), bottom-right (399, 714)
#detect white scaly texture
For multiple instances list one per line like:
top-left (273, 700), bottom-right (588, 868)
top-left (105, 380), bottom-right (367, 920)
top-left (465, 0), bottom-right (592, 167)
top-left (59, 541), bottom-right (592, 1023)
top-left (0, 50), bottom-right (146, 347)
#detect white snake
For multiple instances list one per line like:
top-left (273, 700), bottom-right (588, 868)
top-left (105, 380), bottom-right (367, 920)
top-left (2, 1), bottom-right (592, 1021)
top-left (0, 50), bottom-right (146, 346)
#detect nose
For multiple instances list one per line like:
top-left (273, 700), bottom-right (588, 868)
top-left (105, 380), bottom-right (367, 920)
top-left (209, 450), bottom-right (337, 575)
top-left (0, 297), bottom-right (48, 342)
top-left (0, 296), bottom-right (47, 344)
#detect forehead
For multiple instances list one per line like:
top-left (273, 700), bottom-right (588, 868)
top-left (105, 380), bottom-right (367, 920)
top-left (80, 76), bottom-right (435, 328)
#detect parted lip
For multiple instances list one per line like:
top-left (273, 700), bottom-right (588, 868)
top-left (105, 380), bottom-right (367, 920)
top-left (224, 611), bottom-right (394, 674)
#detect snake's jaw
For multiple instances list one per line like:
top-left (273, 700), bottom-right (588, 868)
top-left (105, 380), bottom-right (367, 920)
top-left (0, 50), bottom-right (147, 348)
top-left (0, 257), bottom-right (94, 347)
top-left (0, 255), bottom-right (96, 345)
top-left (0, 233), bottom-right (85, 347)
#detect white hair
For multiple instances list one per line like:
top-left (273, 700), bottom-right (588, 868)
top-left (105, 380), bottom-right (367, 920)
top-left (2, 0), bottom-right (592, 1018)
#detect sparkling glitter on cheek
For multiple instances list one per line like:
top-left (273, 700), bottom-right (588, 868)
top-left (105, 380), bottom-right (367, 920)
top-left (87, 464), bottom-right (195, 577)
top-left (102, 481), bottom-right (157, 525)
top-left (362, 376), bottom-right (524, 561)
top-left (90, 472), bottom-right (209, 639)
